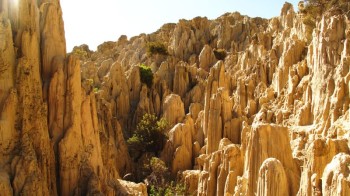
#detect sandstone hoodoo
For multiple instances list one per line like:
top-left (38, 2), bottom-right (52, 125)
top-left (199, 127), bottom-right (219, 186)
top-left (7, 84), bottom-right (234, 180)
top-left (0, 0), bottom-right (350, 195)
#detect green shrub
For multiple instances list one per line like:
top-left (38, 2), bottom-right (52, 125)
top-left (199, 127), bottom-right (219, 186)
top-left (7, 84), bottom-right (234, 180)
top-left (213, 49), bottom-right (227, 60)
top-left (149, 181), bottom-right (186, 196)
top-left (147, 157), bottom-right (186, 196)
top-left (93, 87), bottom-right (99, 93)
top-left (147, 42), bottom-right (168, 56)
top-left (127, 113), bottom-right (167, 156)
top-left (139, 64), bottom-right (154, 88)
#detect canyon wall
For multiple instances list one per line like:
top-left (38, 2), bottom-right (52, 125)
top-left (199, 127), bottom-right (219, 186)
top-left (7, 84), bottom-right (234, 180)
top-left (0, 0), bottom-right (350, 195)
top-left (0, 0), bottom-right (140, 195)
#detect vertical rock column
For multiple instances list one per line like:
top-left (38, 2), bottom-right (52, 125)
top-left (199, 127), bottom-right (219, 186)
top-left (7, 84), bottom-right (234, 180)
top-left (243, 124), bottom-right (300, 195)
top-left (0, 1), bottom-right (17, 176)
top-left (308, 13), bottom-right (346, 125)
top-left (8, 0), bottom-right (57, 195)
top-left (40, 0), bottom-right (66, 99)
top-left (59, 55), bottom-right (83, 196)
top-left (0, 11), bottom-right (15, 105)
top-left (257, 158), bottom-right (289, 196)
top-left (203, 61), bottom-right (229, 153)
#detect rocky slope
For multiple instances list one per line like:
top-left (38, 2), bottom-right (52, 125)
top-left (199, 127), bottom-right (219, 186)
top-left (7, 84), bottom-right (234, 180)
top-left (0, 0), bottom-right (350, 195)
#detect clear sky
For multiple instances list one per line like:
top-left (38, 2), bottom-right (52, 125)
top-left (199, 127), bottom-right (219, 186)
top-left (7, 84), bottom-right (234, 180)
top-left (60, 0), bottom-right (300, 52)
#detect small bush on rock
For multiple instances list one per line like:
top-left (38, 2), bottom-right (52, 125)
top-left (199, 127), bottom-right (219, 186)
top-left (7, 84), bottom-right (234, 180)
top-left (147, 42), bottom-right (169, 56)
top-left (146, 157), bottom-right (186, 196)
top-left (71, 44), bottom-right (91, 60)
top-left (139, 64), bottom-right (154, 88)
top-left (127, 113), bottom-right (167, 158)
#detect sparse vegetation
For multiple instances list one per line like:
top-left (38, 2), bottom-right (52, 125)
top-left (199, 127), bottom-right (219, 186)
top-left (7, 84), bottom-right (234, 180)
top-left (82, 78), bottom-right (101, 93)
top-left (139, 64), bottom-right (154, 88)
top-left (149, 181), bottom-right (186, 196)
top-left (301, 0), bottom-right (350, 27)
top-left (86, 78), bottom-right (94, 86)
top-left (93, 87), bottom-right (99, 93)
top-left (146, 157), bottom-right (186, 196)
top-left (213, 48), bottom-right (227, 60)
top-left (147, 42), bottom-right (169, 56)
top-left (127, 113), bottom-right (167, 157)
top-left (71, 44), bottom-right (91, 60)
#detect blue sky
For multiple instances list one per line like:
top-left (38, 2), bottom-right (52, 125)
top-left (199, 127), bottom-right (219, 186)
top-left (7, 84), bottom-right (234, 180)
top-left (60, 0), bottom-right (300, 51)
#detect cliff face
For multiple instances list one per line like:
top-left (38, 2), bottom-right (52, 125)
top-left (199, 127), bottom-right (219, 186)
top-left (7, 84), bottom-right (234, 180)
top-left (0, 0), bottom-right (137, 195)
top-left (0, 0), bottom-right (350, 195)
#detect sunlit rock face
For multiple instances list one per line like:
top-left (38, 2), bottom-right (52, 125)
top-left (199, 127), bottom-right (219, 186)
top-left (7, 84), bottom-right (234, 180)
top-left (1, 0), bottom-right (350, 195)
top-left (0, 0), bottom-right (133, 195)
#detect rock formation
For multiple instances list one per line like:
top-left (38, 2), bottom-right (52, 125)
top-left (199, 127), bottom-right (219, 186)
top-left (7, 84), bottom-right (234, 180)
top-left (0, 0), bottom-right (350, 195)
top-left (322, 153), bottom-right (350, 195)
top-left (0, 0), bottom-right (135, 195)
top-left (257, 158), bottom-right (289, 196)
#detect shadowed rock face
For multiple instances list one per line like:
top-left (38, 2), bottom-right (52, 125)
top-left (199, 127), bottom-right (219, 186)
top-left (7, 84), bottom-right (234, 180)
top-left (1, 1), bottom-right (350, 195)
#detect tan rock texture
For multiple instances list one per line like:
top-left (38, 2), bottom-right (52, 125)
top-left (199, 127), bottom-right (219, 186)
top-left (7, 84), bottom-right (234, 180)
top-left (257, 158), bottom-right (289, 196)
top-left (0, 0), bottom-right (134, 195)
top-left (162, 94), bottom-right (185, 127)
top-left (241, 124), bottom-right (300, 195)
top-left (1, 1), bottom-right (350, 196)
top-left (322, 153), bottom-right (350, 196)
top-left (182, 170), bottom-right (201, 195)
top-left (115, 179), bottom-right (147, 196)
